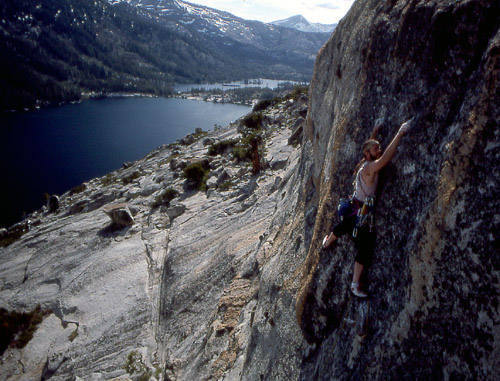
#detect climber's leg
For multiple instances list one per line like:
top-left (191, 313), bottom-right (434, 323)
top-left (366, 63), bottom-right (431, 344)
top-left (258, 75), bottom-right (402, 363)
top-left (351, 261), bottom-right (367, 297)
top-left (352, 261), bottom-right (364, 283)
top-left (351, 228), bottom-right (375, 297)
top-left (322, 232), bottom-right (337, 248)
top-left (323, 215), bottom-right (355, 249)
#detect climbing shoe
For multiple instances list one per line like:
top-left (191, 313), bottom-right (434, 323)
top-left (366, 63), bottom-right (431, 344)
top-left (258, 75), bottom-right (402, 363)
top-left (322, 233), bottom-right (336, 250)
top-left (322, 235), bottom-right (329, 249)
top-left (350, 282), bottom-right (368, 298)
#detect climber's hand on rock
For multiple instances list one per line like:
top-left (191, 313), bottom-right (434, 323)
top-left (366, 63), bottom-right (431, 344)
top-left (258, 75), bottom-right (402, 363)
top-left (398, 118), bottom-right (413, 135)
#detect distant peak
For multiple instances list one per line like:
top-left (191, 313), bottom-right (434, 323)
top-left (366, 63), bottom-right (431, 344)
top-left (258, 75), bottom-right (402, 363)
top-left (272, 14), bottom-right (309, 24)
top-left (270, 14), bottom-right (335, 34)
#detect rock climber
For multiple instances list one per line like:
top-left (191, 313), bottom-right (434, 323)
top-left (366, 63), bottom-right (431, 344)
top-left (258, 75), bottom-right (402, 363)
top-left (322, 119), bottom-right (412, 297)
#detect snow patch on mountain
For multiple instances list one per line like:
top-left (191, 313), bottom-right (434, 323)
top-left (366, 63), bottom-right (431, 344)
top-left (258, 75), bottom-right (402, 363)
top-left (271, 15), bottom-right (336, 33)
top-left (108, 0), bottom-right (329, 78)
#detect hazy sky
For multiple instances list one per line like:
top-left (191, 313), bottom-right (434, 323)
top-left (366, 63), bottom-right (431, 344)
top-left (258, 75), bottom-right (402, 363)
top-left (187, 0), bottom-right (355, 24)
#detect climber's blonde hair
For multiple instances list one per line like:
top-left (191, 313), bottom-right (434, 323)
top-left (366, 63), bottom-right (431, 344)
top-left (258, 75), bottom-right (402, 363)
top-left (362, 139), bottom-right (380, 156)
top-left (353, 139), bottom-right (380, 176)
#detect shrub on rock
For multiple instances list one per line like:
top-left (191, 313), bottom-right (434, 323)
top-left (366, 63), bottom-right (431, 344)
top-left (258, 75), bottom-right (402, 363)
top-left (183, 161), bottom-right (210, 191)
top-left (69, 183), bottom-right (86, 195)
top-left (241, 112), bottom-right (263, 130)
top-left (122, 171), bottom-right (141, 185)
top-left (252, 99), bottom-right (274, 112)
top-left (232, 131), bottom-right (264, 174)
top-left (153, 188), bottom-right (179, 208)
top-left (0, 305), bottom-right (50, 355)
top-left (0, 221), bottom-right (30, 247)
top-left (208, 139), bottom-right (239, 156)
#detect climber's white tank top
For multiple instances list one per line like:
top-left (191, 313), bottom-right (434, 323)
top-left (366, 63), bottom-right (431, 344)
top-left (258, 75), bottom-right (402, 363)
top-left (353, 162), bottom-right (378, 203)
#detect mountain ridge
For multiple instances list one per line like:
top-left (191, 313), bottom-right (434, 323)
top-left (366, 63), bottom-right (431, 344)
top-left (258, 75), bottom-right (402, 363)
top-left (0, 0), bottom-right (328, 111)
top-left (270, 14), bottom-right (336, 33)
top-left (115, 0), bottom-right (330, 59)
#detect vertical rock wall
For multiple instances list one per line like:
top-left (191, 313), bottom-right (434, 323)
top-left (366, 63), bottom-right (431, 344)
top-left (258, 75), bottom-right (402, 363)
top-left (292, 0), bottom-right (499, 379)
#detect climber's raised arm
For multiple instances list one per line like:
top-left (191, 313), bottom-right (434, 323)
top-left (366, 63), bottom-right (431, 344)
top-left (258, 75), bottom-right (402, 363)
top-left (368, 119), bottom-right (411, 173)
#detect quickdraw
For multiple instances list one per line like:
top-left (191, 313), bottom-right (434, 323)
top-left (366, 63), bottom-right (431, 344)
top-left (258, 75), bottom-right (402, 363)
top-left (353, 196), bottom-right (375, 238)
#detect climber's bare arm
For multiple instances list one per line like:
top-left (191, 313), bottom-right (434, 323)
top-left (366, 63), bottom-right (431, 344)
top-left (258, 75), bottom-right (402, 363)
top-left (368, 120), bottom-right (411, 173)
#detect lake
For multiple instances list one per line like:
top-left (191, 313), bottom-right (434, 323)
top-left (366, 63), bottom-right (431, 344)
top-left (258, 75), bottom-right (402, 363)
top-left (0, 97), bottom-right (250, 227)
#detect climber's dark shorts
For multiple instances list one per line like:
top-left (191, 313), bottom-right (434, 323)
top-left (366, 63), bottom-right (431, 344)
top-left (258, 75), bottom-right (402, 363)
top-left (332, 214), bottom-right (375, 267)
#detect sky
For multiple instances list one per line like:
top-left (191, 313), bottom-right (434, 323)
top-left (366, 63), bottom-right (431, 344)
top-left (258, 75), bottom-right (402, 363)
top-left (186, 0), bottom-right (356, 24)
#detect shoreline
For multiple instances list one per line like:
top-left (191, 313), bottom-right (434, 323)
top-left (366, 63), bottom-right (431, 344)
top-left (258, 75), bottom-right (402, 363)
top-left (3, 91), bottom-right (256, 114)
top-left (171, 93), bottom-right (255, 107)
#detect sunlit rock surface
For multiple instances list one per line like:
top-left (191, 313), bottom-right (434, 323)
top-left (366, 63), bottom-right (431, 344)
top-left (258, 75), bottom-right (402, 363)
top-left (0, 95), bottom-right (307, 380)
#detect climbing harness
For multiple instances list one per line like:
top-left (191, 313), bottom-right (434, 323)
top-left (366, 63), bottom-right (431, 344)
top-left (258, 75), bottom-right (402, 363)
top-left (353, 196), bottom-right (375, 238)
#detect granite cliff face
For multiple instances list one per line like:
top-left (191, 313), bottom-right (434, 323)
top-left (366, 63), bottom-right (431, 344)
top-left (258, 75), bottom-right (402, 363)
top-left (1, 0), bottom-right (498, 380)
top-left (294, 0), bottom-right (499, 378)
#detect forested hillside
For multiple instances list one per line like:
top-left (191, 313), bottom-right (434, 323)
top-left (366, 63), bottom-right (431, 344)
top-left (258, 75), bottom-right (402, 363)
top-left (0, 0), bottom-right (316, 111)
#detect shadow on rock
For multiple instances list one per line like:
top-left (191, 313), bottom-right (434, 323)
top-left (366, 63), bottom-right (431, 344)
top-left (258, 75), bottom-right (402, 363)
top-left (97, 223), bottom-right (132, 238)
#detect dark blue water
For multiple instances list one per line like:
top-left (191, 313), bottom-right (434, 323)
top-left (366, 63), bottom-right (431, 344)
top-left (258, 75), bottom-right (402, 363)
top-left (0, 97), bottom-right (250, 227)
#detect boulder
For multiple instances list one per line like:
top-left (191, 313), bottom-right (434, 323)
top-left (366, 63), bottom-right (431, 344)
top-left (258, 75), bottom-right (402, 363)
top-left (166, 203), bottom-right (186, 222)
top-left (124, 187), bottom-right (142, 200)
top-left (237, 167), bottom-right (249, 177)
top-left (297, 108), bottom-right (308, 118)
top-left (47, 195), bottom-right (60, 213)
top-left (154, 174), bottom-right (166, 183)
top-left (233, 178), bottom-right (257, 202)
top-left (87, 191), bottom-right (120, 212)
top-left (206, 176), bottom-right (218, 189)
top-left (267, 176), bottom-right (282, 195)
top-left (139, 178), bottom-right (161, 197)
top-left (270, 157), bottom-right (288, 171)
top-left (177, 160), bottom-right (188, 171)
top-left (216, 168), bottom-right (234, 186)
top-left (103, 204), bottom-right (134, 228)
top-left (210, 159), bottom-right (223, 169)
top-left (239, 255), bottom-right (259, 279)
